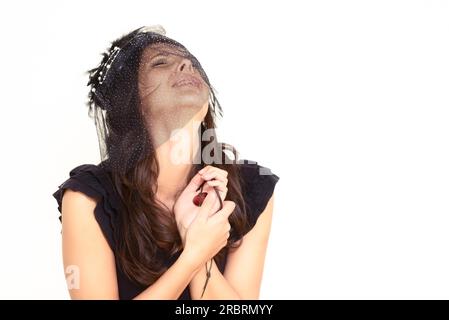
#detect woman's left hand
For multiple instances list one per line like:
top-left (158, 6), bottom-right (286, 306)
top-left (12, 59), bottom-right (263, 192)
top-left (173, 165), bottom-right (229, 243)
top-left (197, 165), bottom-right (229, 202)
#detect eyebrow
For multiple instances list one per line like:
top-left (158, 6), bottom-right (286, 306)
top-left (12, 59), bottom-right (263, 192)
top-left (150, 52), bottom-right (171, 61)
top-left (145, 48), bottom-right (191, 68)
top-left (149, 46), bottom-right (189, 60)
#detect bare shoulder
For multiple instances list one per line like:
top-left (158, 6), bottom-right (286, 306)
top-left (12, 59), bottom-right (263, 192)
top-left (258, 194), bottom-right (275, 224)
top-left (243, 193), bottom-right (275, 243)
top-left (61, 189), bottom-right (102, 233)
top-left (62, 189), bottom-right (99, 213)
top-left (61, 189), bottom-right (119, 299)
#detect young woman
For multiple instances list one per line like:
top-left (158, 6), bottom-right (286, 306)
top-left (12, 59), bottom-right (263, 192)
top-left (53, 25), bottom-right (279, 300)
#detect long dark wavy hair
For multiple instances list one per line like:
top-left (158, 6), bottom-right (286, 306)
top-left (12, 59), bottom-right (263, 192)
top-left (85, 26), bottom-right (249, 287)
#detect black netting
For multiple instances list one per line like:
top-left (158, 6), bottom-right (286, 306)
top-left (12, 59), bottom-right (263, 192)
top-left (86, 25), bottom-right (226, 175)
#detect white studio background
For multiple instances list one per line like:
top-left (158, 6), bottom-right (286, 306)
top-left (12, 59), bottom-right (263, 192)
top-left (0, 0), bottom-right (447, 299)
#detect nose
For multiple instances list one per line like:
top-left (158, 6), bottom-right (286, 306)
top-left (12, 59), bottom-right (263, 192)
top-left (178, 57), bottom-right (195, 74)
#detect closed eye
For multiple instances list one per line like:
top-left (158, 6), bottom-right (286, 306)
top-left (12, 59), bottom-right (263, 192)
top-left (152, 59), bottom-right (167, 67)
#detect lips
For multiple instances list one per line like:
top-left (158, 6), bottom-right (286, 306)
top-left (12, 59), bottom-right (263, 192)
top-left (173, 75), bottom-right (202, 89)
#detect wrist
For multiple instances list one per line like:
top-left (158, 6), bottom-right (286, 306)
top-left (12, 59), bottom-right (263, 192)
top-left (179, 249), bottom-right (203, 274)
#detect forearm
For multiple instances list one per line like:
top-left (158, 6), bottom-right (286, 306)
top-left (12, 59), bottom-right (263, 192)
top-left (189, 259), bottom-right (241, 300)
top-left (133, 251), bottom-right (201, 300)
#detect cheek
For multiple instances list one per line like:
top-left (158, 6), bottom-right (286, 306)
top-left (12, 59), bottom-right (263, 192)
top-left (138, 74), bottom-right (163, 98)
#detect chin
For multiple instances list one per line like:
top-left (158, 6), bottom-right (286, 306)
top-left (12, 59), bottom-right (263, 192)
top-left (175, 96), bottom-right (208, 109)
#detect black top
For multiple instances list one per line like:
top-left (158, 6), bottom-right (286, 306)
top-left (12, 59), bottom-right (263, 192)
top-left (52, 160), bottom-right (279, 300)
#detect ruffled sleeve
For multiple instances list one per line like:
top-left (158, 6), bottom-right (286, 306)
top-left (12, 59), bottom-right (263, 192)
top-left (52, 164), bottom-right (123, 252)
top-left (238, 160), bottom-right (280, 237)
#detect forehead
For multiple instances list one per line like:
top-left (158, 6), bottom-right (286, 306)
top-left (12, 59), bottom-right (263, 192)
top-left (141, 43), bottom-right (189, 60)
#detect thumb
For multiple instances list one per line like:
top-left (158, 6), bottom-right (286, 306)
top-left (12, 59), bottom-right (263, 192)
top-left (215, 201), bottom-right (236, 220)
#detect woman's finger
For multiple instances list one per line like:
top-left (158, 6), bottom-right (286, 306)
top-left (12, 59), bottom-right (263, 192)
top-left (200, 170), bottom-right (228, 185)
top-left (199, 165), bottom-right (228, 177)
top-left (185, 171), bottom-right (207, 193)
top-left (204, 181), bottom-right (228, 202)
top-left (206, 180), bottom-right (227, 192)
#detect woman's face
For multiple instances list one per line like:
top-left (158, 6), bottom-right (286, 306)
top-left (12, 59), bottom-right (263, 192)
top-left (138, 43), bottom-right (210, 122)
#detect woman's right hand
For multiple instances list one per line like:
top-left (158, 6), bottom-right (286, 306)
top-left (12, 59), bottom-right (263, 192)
top-left (182, 190), bottom-right (236, 267)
